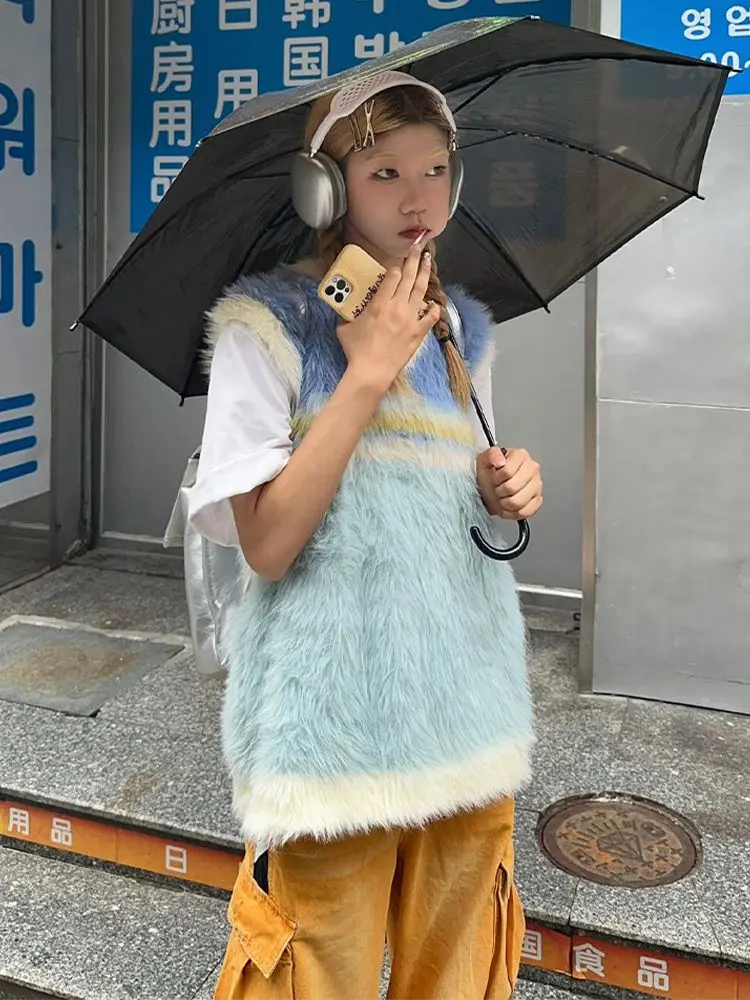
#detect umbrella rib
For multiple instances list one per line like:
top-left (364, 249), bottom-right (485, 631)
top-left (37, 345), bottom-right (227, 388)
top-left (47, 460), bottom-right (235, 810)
top-left (451, 73), bottom-right (504, 117)
top-left (456, 201), bottom-right (549, 314)
top-left (458, 129), bottom-right (702, 198)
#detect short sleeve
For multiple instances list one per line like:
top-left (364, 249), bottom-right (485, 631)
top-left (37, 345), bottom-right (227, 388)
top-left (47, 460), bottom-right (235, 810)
top-left (186, 323), bottom-right (294, 548)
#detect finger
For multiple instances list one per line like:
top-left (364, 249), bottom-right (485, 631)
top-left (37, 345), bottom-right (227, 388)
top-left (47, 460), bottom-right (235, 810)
top-left (493, 464), bottom-right (538, 497)
top-left (499, 448), bottom-right (528, 473)
top-left (396, 244), bottom-right (425, 301)
top-left (483, 446), bottom-right (507, 471)
top-left (374, 266), bottom-right (403, 302)
top-left (500, 495), bottom-right (543, 520)
top-left (416, 301), bottom-right (441, 336)
top-left (409, 250), bottom-right (433, 308)
top-left (498, 480), bottom-right (539, 514)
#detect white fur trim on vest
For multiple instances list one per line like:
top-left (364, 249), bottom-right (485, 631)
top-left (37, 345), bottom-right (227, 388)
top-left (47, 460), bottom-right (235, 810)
top-left (231, 735), bottom-right (534, 848)
top-left (202, 293), bottom-right (302, 398)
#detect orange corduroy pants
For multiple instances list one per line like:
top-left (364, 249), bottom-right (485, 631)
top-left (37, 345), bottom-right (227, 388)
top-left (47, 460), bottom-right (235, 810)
top-left (213, 795), bottom-right (524, 1000)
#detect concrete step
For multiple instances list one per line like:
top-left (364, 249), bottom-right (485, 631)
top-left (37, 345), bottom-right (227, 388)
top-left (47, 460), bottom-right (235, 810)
top-left (0, 844), bottom-right (226, 1000)
top-left (0, 841), bottom-right (593, 1000)
top-left (513, 983), bottom-right (589, 1000)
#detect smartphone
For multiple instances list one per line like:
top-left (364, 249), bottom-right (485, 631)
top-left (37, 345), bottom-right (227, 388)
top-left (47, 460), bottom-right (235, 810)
top-left (317, 244), bottom-right (386, 323)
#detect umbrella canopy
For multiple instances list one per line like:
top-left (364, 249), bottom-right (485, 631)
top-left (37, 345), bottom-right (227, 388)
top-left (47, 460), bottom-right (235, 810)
top-left (77, 16), bottom-right (729, 398)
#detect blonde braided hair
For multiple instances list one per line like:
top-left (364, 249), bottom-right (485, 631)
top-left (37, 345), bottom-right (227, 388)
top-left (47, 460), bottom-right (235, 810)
top-left (423, 238), bottom-right (472, 409)
top-left (304, 88), bottom-right (474, 409)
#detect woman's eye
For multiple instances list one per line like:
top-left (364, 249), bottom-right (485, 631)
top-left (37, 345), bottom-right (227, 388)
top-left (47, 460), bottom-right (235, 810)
top-left (374, 168), bottom-right (398, 180)
top-left (429, 164), bottom-right (449, 177)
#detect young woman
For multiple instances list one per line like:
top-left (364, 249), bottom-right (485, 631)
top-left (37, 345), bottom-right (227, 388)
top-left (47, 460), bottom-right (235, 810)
top-left (188, 71), bottom-right (543, 1000)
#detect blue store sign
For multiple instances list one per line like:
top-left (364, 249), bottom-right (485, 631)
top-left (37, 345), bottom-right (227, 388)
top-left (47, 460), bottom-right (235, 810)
top-left (130, 0), bottom-right (573, 233)
top-left (621, 1), bottom-right (749, 98)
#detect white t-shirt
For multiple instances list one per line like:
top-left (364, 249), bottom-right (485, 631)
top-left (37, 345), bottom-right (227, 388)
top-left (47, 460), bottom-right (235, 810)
top-left (187, 323), bottom-right (497, 549)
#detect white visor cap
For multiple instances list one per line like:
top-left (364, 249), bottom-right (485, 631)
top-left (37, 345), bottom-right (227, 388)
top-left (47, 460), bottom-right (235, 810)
top-left (308, 70), bottom-right (457, 156)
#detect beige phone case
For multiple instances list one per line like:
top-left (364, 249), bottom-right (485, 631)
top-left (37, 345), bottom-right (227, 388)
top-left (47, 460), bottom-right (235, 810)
top-left (317, 244), bottom-right (386, 323)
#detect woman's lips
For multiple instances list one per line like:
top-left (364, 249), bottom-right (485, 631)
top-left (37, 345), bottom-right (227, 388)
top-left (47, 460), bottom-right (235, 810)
top-left (400, 228), bottom-right (430, 243)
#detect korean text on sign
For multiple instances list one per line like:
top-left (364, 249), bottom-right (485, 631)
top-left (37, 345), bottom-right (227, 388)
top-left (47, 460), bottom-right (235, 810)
top-left (623, 2), bottom-right (750, 94)
top-left (0, 0), bottom-right (50, 504)
top-left (685, 4), bottom-right (750, 76)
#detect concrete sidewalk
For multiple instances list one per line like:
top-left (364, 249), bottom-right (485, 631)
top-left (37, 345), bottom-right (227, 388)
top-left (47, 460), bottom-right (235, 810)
top-left (0, 548), bottom-right (747, 999)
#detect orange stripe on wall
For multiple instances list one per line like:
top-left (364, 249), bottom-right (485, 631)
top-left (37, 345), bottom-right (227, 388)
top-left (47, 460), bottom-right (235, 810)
top-left (1, 799), bottom-right (242, 891)
top-left (2, 800), bottom-right (747, 998)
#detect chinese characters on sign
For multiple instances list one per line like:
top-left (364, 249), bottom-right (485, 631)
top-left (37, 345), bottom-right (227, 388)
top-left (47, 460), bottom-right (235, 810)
top-left (573, 938), bottom-right (677, 995)
top-left (0, 0), bottom-right (50, 507)
top-left (166, 844), bottom-right (189, 874)
top-left (131, 0), bottom-right (572, 230)
top-left (621, 2), bottom-right (749, 95)
top-left (638, 956), bottom-right (671, 993)
top-left (574, 943), bottom-right (607, 979)
top-left (51, 817), bottom-right (74, 848)
top-left (7, 806), bottom-right (30, 836)
top-left (521, 929), bottom-right (543, 962)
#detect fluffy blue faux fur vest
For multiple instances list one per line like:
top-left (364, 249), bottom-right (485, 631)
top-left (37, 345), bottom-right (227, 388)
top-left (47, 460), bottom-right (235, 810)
top-left (205, 267), bottom-right (535, 848)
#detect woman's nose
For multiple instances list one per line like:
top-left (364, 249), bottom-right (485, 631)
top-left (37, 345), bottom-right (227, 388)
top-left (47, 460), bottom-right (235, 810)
top-left (400, 181), bottom-right (428, 215)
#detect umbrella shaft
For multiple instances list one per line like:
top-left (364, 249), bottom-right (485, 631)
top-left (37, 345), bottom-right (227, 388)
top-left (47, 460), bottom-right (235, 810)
top-left (470, 385), bottom-right (498, 451)
top-left (446, 332), bottom-right (498, 452)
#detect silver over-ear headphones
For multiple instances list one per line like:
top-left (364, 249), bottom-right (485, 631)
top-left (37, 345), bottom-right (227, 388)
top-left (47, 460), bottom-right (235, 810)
top-left (290, 150), bottom-right (464, 232)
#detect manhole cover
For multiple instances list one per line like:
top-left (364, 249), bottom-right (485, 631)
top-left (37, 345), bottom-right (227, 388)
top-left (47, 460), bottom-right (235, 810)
top-left (537, 794), bottom-right (702, 888)
top-left (0, 617), bottom-right (183, 717)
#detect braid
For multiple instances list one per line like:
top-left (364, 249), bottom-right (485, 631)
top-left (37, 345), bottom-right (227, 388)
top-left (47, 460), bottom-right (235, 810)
top-left (425, 242), bottom-right (473, 409)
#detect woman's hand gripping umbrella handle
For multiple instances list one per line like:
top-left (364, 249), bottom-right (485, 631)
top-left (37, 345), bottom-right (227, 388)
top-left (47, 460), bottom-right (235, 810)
top-left (446, 333), bottom-right (531, 562)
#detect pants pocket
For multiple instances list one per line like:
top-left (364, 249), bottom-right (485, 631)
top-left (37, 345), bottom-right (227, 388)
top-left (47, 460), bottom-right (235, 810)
top-left (213, 856), bottom-right (297, 1000)
top-left (487, 860), bottom-right (526, 999)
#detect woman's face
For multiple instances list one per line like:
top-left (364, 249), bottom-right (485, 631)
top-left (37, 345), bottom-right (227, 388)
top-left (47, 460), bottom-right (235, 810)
top-left (342, 122), bottom-right (452, 269)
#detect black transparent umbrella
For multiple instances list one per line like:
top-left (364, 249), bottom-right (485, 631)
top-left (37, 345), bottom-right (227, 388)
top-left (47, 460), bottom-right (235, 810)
top-left (75, 15), bottom-right (729, 560)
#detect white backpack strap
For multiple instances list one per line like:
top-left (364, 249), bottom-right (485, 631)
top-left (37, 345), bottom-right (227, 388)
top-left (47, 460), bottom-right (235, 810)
top-left (444, 295), bottom-right (464, 355)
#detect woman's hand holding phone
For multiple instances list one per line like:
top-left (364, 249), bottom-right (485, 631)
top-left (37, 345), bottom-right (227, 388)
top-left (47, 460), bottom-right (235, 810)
top-left (337, 243), bottom-right (439, 395)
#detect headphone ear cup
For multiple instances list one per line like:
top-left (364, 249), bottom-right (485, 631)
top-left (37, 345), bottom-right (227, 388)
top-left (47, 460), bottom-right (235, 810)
top-left (291, 151), bottom-right (348, 231)
top-left (448, 154), bottom-right (464, 220)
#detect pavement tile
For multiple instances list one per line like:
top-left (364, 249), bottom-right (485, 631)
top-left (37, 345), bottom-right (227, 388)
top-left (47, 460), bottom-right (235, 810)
top-left (519, 630), bottom-right (629, 813)
top-left (689, 831), bottom-right (750, 965)
top-left (0, 845), bottom-right (227, 1000)
top-left (527, 630), bottom-right (583, 707)
top-left (606, 698), bottom-right (750, 840)
top-left (517, 696), bottom-right (629, 813)
top-left (512, 979), bottom-right (584, 999)
top-left (0, 565), bottom-right (190, 636)
top-left (97, 646), bottom-right (225, 738)
top-left (191, 965), bottom-right (221, 1000)
top-left (569, 869), bottom-right (723, 959)
top-left (514, 807), bottom-right (579, 928)
top-left (0, 699), bottom-right (239, 849)
top-left (0, 616), bottom-right (183, 716)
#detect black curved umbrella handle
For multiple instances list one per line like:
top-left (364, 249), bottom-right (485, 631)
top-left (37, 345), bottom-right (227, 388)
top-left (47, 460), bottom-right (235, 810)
top-left (463, 356), bottom-right (532, 562)
top-left (470, 518), bottom-right (531, 561)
